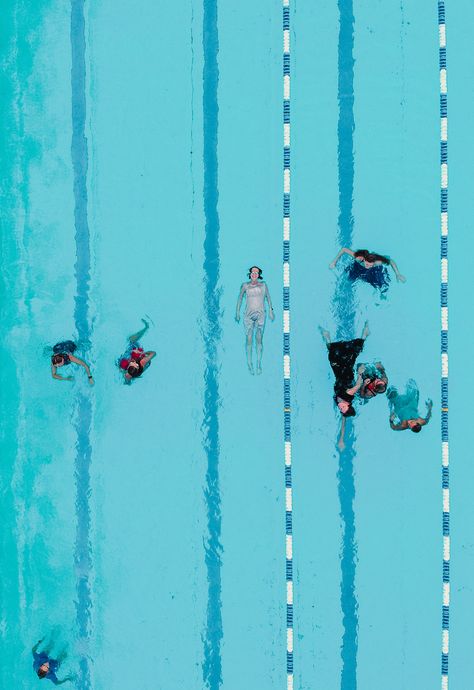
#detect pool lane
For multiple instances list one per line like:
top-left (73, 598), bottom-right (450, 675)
top-left (86, 0), bottom-right (208, 687)
top-left (0, 1), bottom-right (80, 687)
top-left (216, 2), bottom-right (284, 688)
top-left (351, 1), bottom-right (440, 687)
top-left (448, 2), bottom-right (474, 686)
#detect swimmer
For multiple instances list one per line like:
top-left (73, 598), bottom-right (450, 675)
top-left (32, 638), bottom-right (73, 685)
top-left (320, 320), bottom-right (370, 451)
top-left (387, 379), bottom-right (433, 432)
top-left (329, 248), bottom-right (406, 298)
top-left (235, 266), bottom-right (275, 375)
top-left (118, 319), bottom-right (156, 383)
top-left (357, 361), bottom-right (388, 399)
top-left (50, 341), bottom-right (94, 385)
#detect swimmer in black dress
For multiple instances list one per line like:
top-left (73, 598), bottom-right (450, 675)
top-left (319, 320), bottom-right (370, 450)
top-left (329, 248), bottom-right (405, 298)
top-left (50, 341), bottom-right (94, 385)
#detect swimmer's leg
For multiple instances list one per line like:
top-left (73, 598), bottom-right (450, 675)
top-left (128, 319), bottom-right (149, 344)
top-left (246, 326), bottom-right (254, 374)
top-left (256, 327), bottom-right (263, 374)
top-left (318, 326), bottom-right (331, 345)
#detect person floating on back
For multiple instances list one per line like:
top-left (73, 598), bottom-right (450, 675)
top-left (387, 379), bottom-right (433, 432)
top-left (357, 361), bottom-right (388, 400)
top-left (32, 638), bottom-right (73, 685)
top-left (50, 340), bottom-right (94, 385)
top-left (118, 319), bottom-right (156, 384)
top-left (319, 320), bottom-right (370, 450)
top-left (329, 247), bottom-right (406, 298)
top-left (235, 266), bottom-right (275, 375)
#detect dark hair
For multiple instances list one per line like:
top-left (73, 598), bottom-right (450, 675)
top-left (248, 266), bottom-right (263, 279)
top-left (51, 354), bottom-right (64, 365)
top-left (374, 381), bottom-right (387, 393)
top-left (37, 668), bottom-right (48, 678)
top-left (343, 406), bottom-right (356, 418)
top-left (127, 363), bottom-right (144, 378)
top-left (411, 423), bottom-right (422, 433)
top-left (354, 249), bottom-right (390, 265)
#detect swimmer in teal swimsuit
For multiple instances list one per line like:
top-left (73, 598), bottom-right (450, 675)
top-left (235, 266), bottom-right (275, 375)
top-left (387, 379), bottom-right (433, 432)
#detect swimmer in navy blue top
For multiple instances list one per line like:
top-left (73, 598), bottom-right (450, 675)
top-left (32, 639), bottom-right (73, 685)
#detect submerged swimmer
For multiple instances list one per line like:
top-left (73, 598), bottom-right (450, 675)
top-left (235, 266), bottom-right (275, 375)
top-left (329, 247), bottom-right (406, 297)
top-left (32, 638), bottom-right (73, 685)
top-left (50, 341), bottom-right (94, 385)
top-left (320, 320), bottom-right (370, 451)
top-left (118, 319), bottom-right (156, 383)
top-left (387, 379), bottom-right (433, 432)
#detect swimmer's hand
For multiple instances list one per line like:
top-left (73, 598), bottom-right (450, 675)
top-left (357, 363), bottom-right (366, 374)
top-left (426, 398), bottom-right (433, 408)
top-left (66, 376), bottom-right (74, 381)
top-left (337, 437), bottom-right (345, 451)
top-left (88, 376), bottom-right (95, 386)
top-left (396, 273), bottom-right (406, 283)
top-left (269, 308), bottom-right (275, 321)
top-left (390, 412), bottom-right (396, 421)
top-left (235, 314), bottom-right (240, 323)
top-left (329, 261), bottom-right (336, 270)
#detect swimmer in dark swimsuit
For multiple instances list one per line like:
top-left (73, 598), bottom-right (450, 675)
top-left (118, 319), bottom-right (156, 384)
top-left (32, 638), bottom-right (73, 685)
top-left (319, 320), bottom-right (370, 451)
top-left (329, 247), bottom-right (406, 297)
top-left (50, 341), bottom-right (94, 385)
top-left (235, 266), bottom-right (275, 375)
top-left (357, 361), bottom-right (388, 400)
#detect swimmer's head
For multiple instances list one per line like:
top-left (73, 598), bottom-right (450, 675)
top-left (127, 362), bottom-right (144, 378)
top-left (38, 662), bottom-right (49, 678)
top-left (410, 423), bottom-right (422, 433)
top-left (248, 266), bottom-right (263, 281)
top-left (343, 406), bottom-right (356, 418)
top-left (354, 249), bottom-right (390, 267)
top-left (52, 354), bottom-right (65, 367)
top-left (373, 380), bottom-right (387, 394)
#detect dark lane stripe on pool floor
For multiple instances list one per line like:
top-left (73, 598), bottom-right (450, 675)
top-left (336, 1), bottom-right (359, 688)
top-left (202, 1), bottom-right (223, 688)
top-left (71, 1), bottom-right (93, 687)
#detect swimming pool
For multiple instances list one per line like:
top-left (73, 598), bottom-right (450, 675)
top-left (1, 0), bottom-right (473, 688)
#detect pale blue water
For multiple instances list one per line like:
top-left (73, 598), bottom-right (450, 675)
top-left (0, 1), bottom-right (473, 689)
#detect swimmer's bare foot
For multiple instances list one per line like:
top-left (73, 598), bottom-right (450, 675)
top-left (256, 364), bottom-right (262, 375)
top-left (318, 326), bottom-right (331, 344)
top-left (248, 363), bottom-right (255, 375)
top-left (361, 320), bottom-right (370, 340)
top-left (141, 318), bottom-right (149, 329)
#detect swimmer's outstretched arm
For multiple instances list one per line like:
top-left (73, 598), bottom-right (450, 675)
top-left (329, 247), bottom-right (354, 269)
top-left (389, 258), bottom-right (406, 282)
top-left (141, 351), bottom-right (156, 365)
top-left (422, 399), bottom-right (433, 425)
top-left (51, 365), bottom-right (74, 382)
top-left (264, 283), bottom-right (275, 320)
top-left (32, 639), bottom-right (44, 654)
top-left (346, 374), bottom-right (364, 397)
top-left (69, 355), bottom-right (94, 385)
top-left (235, 283), bottom-right (246, 322)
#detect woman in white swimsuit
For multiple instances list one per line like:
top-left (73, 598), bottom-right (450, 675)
top-left (235, 266), bottom-right (274, 374)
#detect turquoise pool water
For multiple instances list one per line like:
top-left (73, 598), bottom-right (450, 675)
top-left (1, 1), bottom-right (473, 688)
